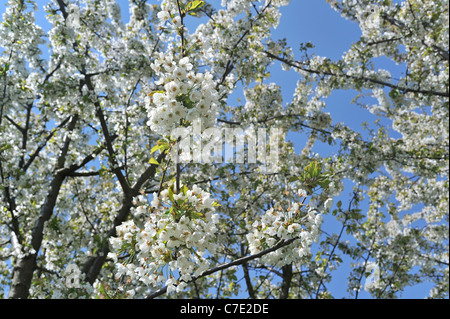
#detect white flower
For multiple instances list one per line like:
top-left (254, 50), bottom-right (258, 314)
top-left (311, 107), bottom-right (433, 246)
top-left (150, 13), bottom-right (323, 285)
top-left (109, 237), bottom-right (122, 250)
top-left (176, 281), bottom-right (188, 293)
top-left (179, 57), bottom-right (193, 70)
top-left (324, 198), bottom-right (333, 211)
top-left (135, 205), bottom-right (146, 217)
top-left (196, 99), bottom-right (210, 114)
top-left (66, 4), bottom-right (81, 29)
top-left (109, 182), bottom-right (220, 291)
top-left (298, 189), bottom-right (308, 197)
top-left (157, 10), bottom-right (170, 22)
top-left (165, 81), bottom-right (181, 97)
top-left (202, 194), bottom-right (214, 209)
top-left (173, 66), bottom-right (187, 80)
top-left (166, 278), bottom-right (177, 293)
top-left (107, 252), bottom-right (118, 263)
top-left (172, 103), bottom-right (187, 118)
top-left (163, 59), bottom-right (176, 73)
top-left (287, 223), bottom-right (301, 233)
top-left (124, 232), bottom-right (133, 242)
top-left (315, 214), bottom-right (323, 225)
top-left (172, 16), bottom-right (182, 27)
top-left (277, 225), bottom-right (288, 239)
top-left (153, 92), bottom-right (167, 106)
top-left (298, 246), bottom-right (310, 258)
top-left (151, 194), bottom-right (160, 208)
top-left (190, 90), bottom-right (202, 102)
top-left (65, 264), bottom-right (81, 288)
top-left (146, 53), bottom-right (219, 136)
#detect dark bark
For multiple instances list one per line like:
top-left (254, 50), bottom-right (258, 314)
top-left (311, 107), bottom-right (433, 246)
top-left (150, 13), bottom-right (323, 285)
top-left (242, 262), bottom-right (256, 299)
top-left (8, 115), bottom-right (78, 298)
top-left (241, 244), bottom-right (256, 299)
top-left (84, 196), bottom-right (133, 284)
top-left (280, 264), bottom-right (293, 299)
top-left (83, 151), bottom-right (166, 284)
top-left (8, 254), bottom-right (36, 299)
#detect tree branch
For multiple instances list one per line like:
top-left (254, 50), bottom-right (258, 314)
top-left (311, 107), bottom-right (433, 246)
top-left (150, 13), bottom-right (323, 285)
top-left (83, 72), bottom-right (132, 196)
top-left (22, 115), bottom-right (72, 172)
top-left (83, 150), bottom-right (166, 284)
top-left (264, 50), bottom-right (449, 98)
top-left (146, 237), bottom-right (297, 299)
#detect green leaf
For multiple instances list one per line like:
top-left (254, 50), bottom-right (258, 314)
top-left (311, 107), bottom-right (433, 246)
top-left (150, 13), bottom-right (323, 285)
top-left (49, 217), bottom-right (59, 231)
top-left (157, 139), bottom-right (169, 148)
top-left (288, 176), bottom-right (300, 183)
top-left (190, 211), bottom-right (204, 219)
top-left (150, 144), bottom-right (163, 154)
top-left (98, 164), bottom-right (108, 177)
top-left (187, 0), bottom-right (205, 11)
top-left (0, 142), bottom-right (12, 152)
top-left (148, 90), bottom-right (165, 97)
top-left (99, 282), bottom-right (112, 299)
top-left (182, 184), bottom-right (188, 195)
top-left (149, 157), bottom-right (159, 165)
top-left (0, 63), bottom-right (10, 76)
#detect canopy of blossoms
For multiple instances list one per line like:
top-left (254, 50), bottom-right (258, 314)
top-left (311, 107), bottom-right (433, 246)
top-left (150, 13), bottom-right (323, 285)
top-left (0, 0), bottom-right (448, 299)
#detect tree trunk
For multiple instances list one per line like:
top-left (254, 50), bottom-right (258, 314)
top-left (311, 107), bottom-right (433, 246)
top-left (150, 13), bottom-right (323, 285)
top-left (280, 264), bottom-right (293, 299)
top-left (8, 254), bottom-right (36, 299)
top-left (84, 197), bottom-right (133, 284)
top-left (8, 115), bottom-right (78, 298)
top-left (8, 173), bottom-right (66, 298)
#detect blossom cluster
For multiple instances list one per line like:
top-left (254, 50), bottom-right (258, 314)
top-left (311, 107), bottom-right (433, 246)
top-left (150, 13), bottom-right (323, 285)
top-left (246, 197), bottom-right (322, 266)
top-left (146, 53), bottom-right (219, 136)
top-left (108, 184), bottom-right (220, 294)
top-left (156, 0), bottom-right (182, 29)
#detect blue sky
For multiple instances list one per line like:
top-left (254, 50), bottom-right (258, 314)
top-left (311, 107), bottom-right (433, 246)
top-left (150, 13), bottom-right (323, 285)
top-left (1, 0), bottom-right (435, 298)
top-left (268, 1), bottom-right (434, 299)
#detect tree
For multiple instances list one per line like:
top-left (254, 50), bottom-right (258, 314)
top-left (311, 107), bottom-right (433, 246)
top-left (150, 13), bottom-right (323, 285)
top-left (0, 0), bottom-right (447, 299)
